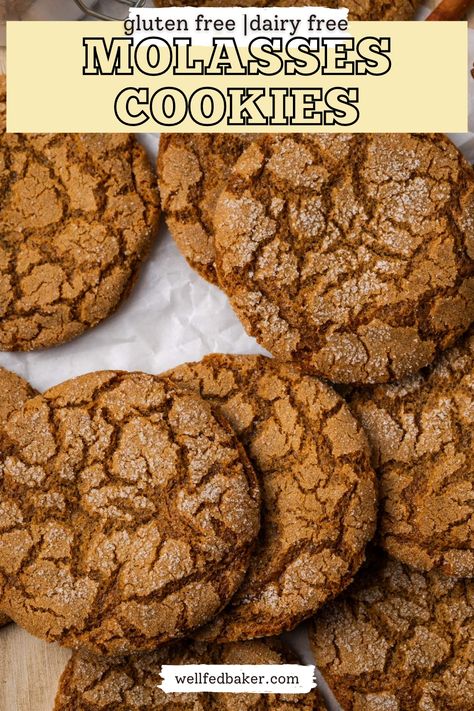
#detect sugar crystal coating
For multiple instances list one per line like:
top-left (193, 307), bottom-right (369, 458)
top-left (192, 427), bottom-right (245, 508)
top-left (214, 134), bottom-right (474, 385)
top-left (351, 326), bottom-right (474, 576)
top-left (310, 552), bottom-right (474, 711)
top-left (0, 371), bottom-right (260, 654)
top-left (0, 366), bottom-right (38, 627)
top-left (166, 354), bottom-right (377, 640)
top-left (158, 133), bottom-right (255, 283)
top-left (0, 76), bottom-right (159, 351)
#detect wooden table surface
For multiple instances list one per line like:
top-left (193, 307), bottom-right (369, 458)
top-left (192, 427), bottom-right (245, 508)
top-left (0, 624), bottom-right (70, 711)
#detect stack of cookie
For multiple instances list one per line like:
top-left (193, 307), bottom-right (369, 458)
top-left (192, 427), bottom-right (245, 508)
top-left (1, 64), bottom-right (473, 707)
top-left (0, 72), bottom-right (331, 708)
top-left (159, 133), bottom-right (474, 386)
top-left (1, 351), bottom-right (472, 710)
top-left (307, 327), bottom-right (474, 710)
top-left (157, 131), bottom-right (473, 710)
top-left (0, 363), bottom-right (342, 709)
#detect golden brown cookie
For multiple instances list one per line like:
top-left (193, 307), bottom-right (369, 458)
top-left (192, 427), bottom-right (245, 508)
top-left (154, 0), bottom-right (417, 20)
top-left (158, 134), bottom-right (255, 283)
top-left (54, 638), bottom-right (319, 711)
top-left (214, 134), bottom-right (474, 385)
top-left (0, 371), bottom-right (260, 655)
top-left (0, 75), bottom-right (160, 351)
top-left (309, 551), bottom-right (474, 711)
top-left (350, 326), bottom-right (474, 577)
top-left (0, 366), bottom-right (38, 628)
top-left (165, 354), bottom-right (377, 641)
top-left (0, 366), bottom-right (37, 422)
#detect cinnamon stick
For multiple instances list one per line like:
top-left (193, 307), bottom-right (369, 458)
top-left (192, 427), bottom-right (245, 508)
top-left (427, 0), bottom-right (474, 21)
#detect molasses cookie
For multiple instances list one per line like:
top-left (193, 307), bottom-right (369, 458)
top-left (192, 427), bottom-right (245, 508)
top-left (154, 0), bottom-right (417, 20)
top-left (165, 354), bottom-right (377, 641)
top-left (309, 551), bottom-right (474, 711)
top-left (0, 366), bottom-right (37, 422)
top-left (214, 134), bottom-right (474, 385)
top-left (351, 326), bottom-right (474, 577)
top-left (0, 75), bottom-right (159, 351)
top-left (0, 371), bottom-right (260, 655)
top-left (158, 134), bottom-right (255, 283)
top-left (0, 366), bottom-right (38, 628)
top-left (54, 638), bottom-right (320, 711)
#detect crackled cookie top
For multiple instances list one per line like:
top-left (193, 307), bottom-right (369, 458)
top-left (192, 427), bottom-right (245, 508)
top-left (351, 327), bottom-right (474, 577)
top-left (309, 552), bottom-right (474, 711)
top-left (0, 76), bottom-right (159, 351)
top-left (54, 639), bottom-right (320, 711)
top-left (0, 366), bottom-right (37, 628)
top-left (0, 366), bottom-right (37, 423)
top-left (0, 371), bottom-right (260, 655)
top-left (165, 354), bottom-right (376, 641)
top-left (214, 134), bottom-right (474, 385)
top-left (158, 134), bottom-right (255, 283)
top-left (154, 0), bottom-right (417, 20)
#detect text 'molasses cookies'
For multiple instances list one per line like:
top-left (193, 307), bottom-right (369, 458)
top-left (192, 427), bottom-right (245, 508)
top-left (1, 7), bottom-right (474, 702)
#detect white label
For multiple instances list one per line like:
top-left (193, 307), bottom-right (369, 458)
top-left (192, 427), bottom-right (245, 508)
top-left (159, 664), bottom-right (316, 694)
top-left (127, 7), bottom-right (349, 46)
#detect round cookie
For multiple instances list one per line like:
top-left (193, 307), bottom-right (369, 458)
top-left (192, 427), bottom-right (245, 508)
top-left (158, 134), bottom-right (255, 283)
top-left (165, 354), bottom-right (377, 641)
top-left (214, 134), bottom-right (474, 385)
top-left (309, 551), bottom-right (474, 711)
top-left (0, 371), bottom-right (260, 655)
top-left (0, 366), bottom-right (38, 628)
top-left (154, 0), bottom-right (417, 21)
top-left (0, 75), bottom-right (159, 351)
top-left (54, 638), bottom-right (321, 711)
top-left (350, 326), bottom-right (474, 577)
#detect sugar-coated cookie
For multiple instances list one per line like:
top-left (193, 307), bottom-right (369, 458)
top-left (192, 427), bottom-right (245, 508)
top-left (0, 371), bottom-right (260, 654)
top-left (0, 76), bottom-right (159, 351)
top-left (0, 365), bottom-right (38, 628)
top-left (214, 135), bottom-right (474, 384)
top-left (351, 326), bottom-right (474, 577)
top-left (54, 638), bottom-right (321, 710)
top-left (309, 551), bottom-right (473, 711)
top-left (165, 354), bottom-right (377, 640)
top-left (158, 134), bottom-right (255, 283)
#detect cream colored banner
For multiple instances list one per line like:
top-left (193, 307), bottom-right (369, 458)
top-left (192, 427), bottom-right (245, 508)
top-left (6, 20), bottom-right (468, 133)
